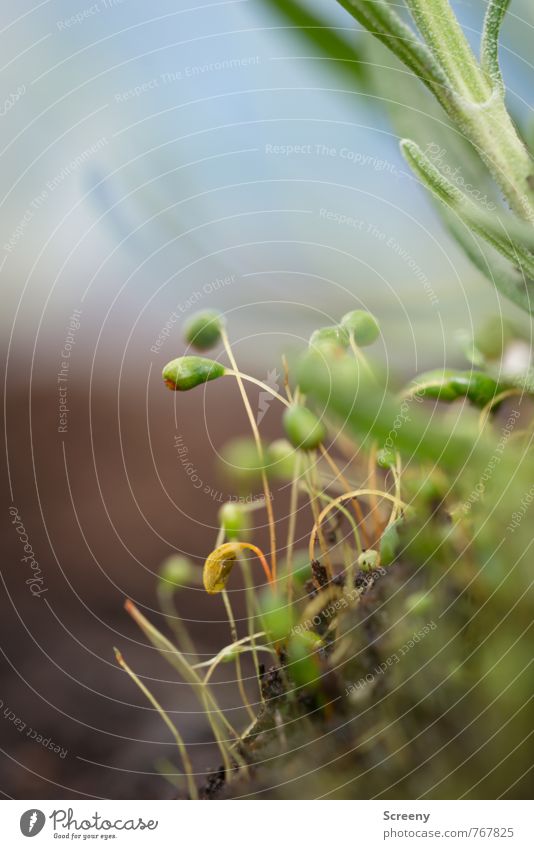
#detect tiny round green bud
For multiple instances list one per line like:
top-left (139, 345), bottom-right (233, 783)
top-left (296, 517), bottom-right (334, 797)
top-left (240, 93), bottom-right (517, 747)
top-left (309, 325), bottom-right (349, 351)
top-left (162, 356), bottom-right (225, 391)
top-left (159, 555), bottom-right (193, 591)
top-left (259, 590), bottom-right (295, 642)
top-left (341, 310), bottom-right (380, 346)
top-left (283, 404), bottom-right (326, 451)
top-left (268, 438), bottom-right (298, 479)
top-left (183, 310), bottom-right (224, 351)
top-left (358, 549), bottom-right (379, 571)
top-left (219, 502), bottom-right (250, 541)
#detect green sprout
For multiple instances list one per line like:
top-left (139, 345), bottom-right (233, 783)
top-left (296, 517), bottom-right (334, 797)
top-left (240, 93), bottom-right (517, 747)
top-left (341, 310), bottom-right (381, 346)
top-left (184, 310), bottom-right (224, 350)
top-left (406, 369), bottom-right (503, 408)
top-left (158, 555), bottom-right (193, 591)
top-left (123, 305), bottom-right (533, 798)
top-left (283, 404), bottom-right (326, 451)
top-left (309, 325), bottom-right (350, 351)
top-left (219, 502), bottom-right (251, 541)
top-left (162, 356), bottom-right (225, 391)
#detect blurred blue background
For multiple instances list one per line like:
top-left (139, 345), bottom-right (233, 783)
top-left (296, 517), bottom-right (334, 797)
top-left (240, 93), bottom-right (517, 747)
top-left (2, 0), bottom-right (533, 377)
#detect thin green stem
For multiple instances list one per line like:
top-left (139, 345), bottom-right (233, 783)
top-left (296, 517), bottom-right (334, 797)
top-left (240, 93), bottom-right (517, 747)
top-left (125, 600), bottom-right (244, 773)
top-left (115, 648), bottom-right (198, 800)
top-left (286, 451), bottom-right (302, 605)
top-left (222, 589), bottom-right (256, 722)
top-left (157, 587), bottom-right (198, 662)
top-left (221, 329), bottom-right (278, 579)
top-left (224, 370), bottom-right (289, 407)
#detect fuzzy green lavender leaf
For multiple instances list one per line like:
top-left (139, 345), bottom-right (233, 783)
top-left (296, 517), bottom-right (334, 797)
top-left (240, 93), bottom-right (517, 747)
top-left (481, 0), bottom-right (511, 88)
top-left (335, 0), bottom-right (451, 108)
top-left (443, 210), bottom-right (534, 314)
top-left (404, 0), bottom-right (490, 101)
top-left (401, 139), bottom-right (534, 281)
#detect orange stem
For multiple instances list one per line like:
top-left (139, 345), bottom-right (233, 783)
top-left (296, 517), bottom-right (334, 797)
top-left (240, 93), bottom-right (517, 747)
top-left (241, 543), bottom-right (274, 586)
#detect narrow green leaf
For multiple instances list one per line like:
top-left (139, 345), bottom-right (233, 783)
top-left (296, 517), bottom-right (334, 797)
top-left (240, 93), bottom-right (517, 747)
top-left (404, 0), bottom-right (490, 101)
top-left (258, 0), bottom-right (369, 85)
top-left (401, 139), bottom-right (534, 280)
top-left (298, 354), bottom-right (486, 472)
top-left (443, 209), bottom-right (534, 314)
top-left (481, 0), bottom-right (511, 87)
top-left (335, 0), bottom-right (452, 108)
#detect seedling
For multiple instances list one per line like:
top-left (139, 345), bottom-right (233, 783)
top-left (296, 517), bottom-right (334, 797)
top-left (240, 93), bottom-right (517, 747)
top-left (118, 9), bottom-right (534, 772)
top-left (116, 302), bottom-right (534, 797)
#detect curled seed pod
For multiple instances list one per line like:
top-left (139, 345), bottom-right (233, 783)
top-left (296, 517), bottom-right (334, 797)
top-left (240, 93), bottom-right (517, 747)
top-left (341, 310), bottom-right (380, 346)
top-left (309, 325), bottom-right (349, 351)
top-left (219, 502), bottom-right (250, 541)
top-left (183, 310), bottom-right (224, 350)
top-left (203, 542), bottom-right (241, 594)
top-left (409, 369), bottom-right (501, 408)
top-left (283, 404), bottom-right (326, 451)
top-left (203, 541), bottom-right (272, 594)
top-left (358, 549), bottom-right (379, 571)
top-left (158, 555), bottom-right (193, 591)
top-left (162, 356), bottom-right (225, 391)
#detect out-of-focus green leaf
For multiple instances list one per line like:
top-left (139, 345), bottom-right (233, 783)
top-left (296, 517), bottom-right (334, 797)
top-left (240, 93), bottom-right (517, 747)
top-left (401, 139), bottom-right (534, 310)
top-left (258, 0), bottom-right (369, 85)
